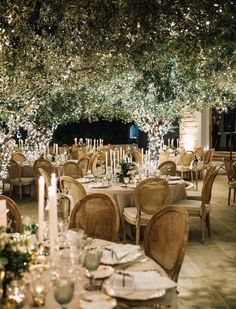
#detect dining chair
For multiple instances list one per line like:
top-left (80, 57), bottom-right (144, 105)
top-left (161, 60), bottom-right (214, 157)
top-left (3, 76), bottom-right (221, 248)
top-left (123, 178), bottom-right (169, 245)
top-left (176, 150), bottom-right (194, 181)
top-left (59, 176), bottom-right (86, 207)
top-left (33, 158), bottom-right (54, 180)
top-left (11, 152), bottom-right (26, 163)
top-left (144, 206), bottom-right (189, 283)
top-left (69, 193), bottom-right (120, 241)
top-left (203, 149), bottom-right (214, 169)
top-left (158, 160), bottom-right (177, 176)
top-left (7, 160), bottom-right (35, 201)
top-left (186, 165), bottom-right (216, 200)
top-left (0, 195), bottom-right (22, 232)
top-left (61, 144), bottom-right (70, 153)
top-left (91, 154), bottom-right (99, 173)
top-left (78, 156), bottom-right (90, 176)
top-left (224, 157), bottom-right (236, 206)
top-left (62, 161), bottom-right (83, 178)
top-left (194, 147), bottom-right (205, 161)
top-left (173, 168), bottom-right (219, 243)
top-left (133, 149), bottom-right (142, 164)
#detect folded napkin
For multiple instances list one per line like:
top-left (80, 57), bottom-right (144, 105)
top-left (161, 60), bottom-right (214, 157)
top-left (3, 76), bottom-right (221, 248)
top-left (113, 271), bottom-right (176, 290)
top-left (102, 244), bottom-right (140, 264)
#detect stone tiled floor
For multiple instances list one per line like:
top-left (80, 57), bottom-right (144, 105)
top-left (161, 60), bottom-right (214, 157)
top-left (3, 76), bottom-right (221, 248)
top-left (15, 171), bottom-right (236, 308)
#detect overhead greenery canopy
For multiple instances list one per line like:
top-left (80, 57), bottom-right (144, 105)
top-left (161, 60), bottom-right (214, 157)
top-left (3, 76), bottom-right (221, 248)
top-left (0, 0), bottom-right (235, 135)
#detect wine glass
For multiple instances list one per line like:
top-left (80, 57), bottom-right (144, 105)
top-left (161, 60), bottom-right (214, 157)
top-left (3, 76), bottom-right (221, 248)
top-left (123, 177), bottom-right (129, 188)
top-left (84, 247), bottom-right (101, 291)
top-left (54, 276), bottom-right (75, 309)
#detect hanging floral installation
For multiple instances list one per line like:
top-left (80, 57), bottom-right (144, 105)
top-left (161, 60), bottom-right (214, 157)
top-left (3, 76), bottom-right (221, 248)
top-left (0, 1), bottom-right (235, 163)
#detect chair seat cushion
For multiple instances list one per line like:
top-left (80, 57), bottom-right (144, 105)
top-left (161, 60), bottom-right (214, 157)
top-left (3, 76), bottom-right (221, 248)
top-left (186, 191), bottom-right (201, 200)
top-left (123, 207), bottom-right (153, 225)
top-left (9, 177), bottom-right (35, 185)
top-left (173, 199), bottom-right (211, 213)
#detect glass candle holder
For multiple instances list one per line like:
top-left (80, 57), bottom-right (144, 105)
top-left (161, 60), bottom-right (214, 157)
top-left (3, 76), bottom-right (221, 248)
top-left (30, 275), bottom-right (46, 307)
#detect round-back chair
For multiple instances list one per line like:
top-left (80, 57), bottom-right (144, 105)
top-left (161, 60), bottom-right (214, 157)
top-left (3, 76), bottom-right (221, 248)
top-left (11, 152), bottom-right (26, 163)
top-left (144, 206), bottom-right (189, 282)
top-left (0, 195), bottom-right (22, 232)
top-left (158, 160), bottom-right (177, 176)
top-left (123, 178), bottom-right (170, 244)
top-left (62, 162), bottom-right (83, 179)
top-left (59, 176), bottom-right (86, 208)
top-left (78, 157), bottom-right (90, 176)
top-left (33, 159), bottom-right (54, 180)
top-left (69, 193), bottom-right (119, 241)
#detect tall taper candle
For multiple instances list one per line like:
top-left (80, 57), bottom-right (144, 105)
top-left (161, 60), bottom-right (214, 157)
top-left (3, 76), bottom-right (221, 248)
top-left (38, 176), bottom-right (45, 243)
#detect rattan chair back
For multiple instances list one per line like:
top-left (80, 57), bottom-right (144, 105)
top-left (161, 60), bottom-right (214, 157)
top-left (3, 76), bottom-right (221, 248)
top-left (0, 195), bottom-right (22, 232)
top-left (8, 160), bottom-right (21, 179)
top-left (134, 178), bottom-right (169, 215)
top-left (38, 168), bottom-right (51, 190)
top-left (33, 159), bottom-right (54, 179)
top-left (59, 176), bottom-right (86, 206)
top-left (133, 149), bottom-right (142, 163)
top-left (62, 144), bottom-right (70, 153)
top-left (194, 147), bottom-right (205, 160)
top-left (12, 152), bottom-right (26, 163)
top-left (181, 151), bottom-right (194, 166)
top-left (144, 206), bottom-right (189, 282)
top-left (62, 162), bottom-right (83, 178)
top-left (224, 157), bottom-right (236, 181)
top-left (158, 160), bottom-right (177, 176)
top-left (91, 155), bottom-right (99, 173)
top-left (201, 168), bottom-right (219, 205)
top-left (69, 193), bottom-right (119, 241)
top-left (78, 157), bottom-right (90, 176)
top-left (203, 149), bottom-right (214, 166)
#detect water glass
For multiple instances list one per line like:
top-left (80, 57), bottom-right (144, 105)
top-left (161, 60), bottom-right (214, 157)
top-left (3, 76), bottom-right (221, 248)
top-left (54, 277), bottom-right (75, 309)
top-left (84, 247), bottom-right (101, 291)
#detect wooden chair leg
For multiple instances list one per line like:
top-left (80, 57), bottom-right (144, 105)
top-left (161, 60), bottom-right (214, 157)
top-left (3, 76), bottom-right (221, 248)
top-left (206, 214), bottom-right (211, 237)
top-left (136, 223), bottom-right (140, 245)
top-left (201, 218), bottom-right (205, 244)
top-left (228, 188), bottom-right (231, 206)
top-left (123, 221), bottom-right (127, 244)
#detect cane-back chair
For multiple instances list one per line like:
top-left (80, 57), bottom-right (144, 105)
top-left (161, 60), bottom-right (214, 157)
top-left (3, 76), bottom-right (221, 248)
top-left (0, 195), bottom-right (22, 232)
top-left (158, 160), bottom-right (177, 176)
top-left (123, 178), bottom-right (169, 244)
top-left (62, 162), bottom-right (83, 179)
top-left (144, 206), bottom-right (189, 282)
top-left (176, 151), bottom-right (194, 181)
top-left (11, 152), bottom-right (26, 163)
top-left (7, 160), bottom-right (35, 201)
top-left (224, 157), bottom-right (236, 206)
top-left (33, 159), bottom-right (54, 180)
top-left (59, 176), bottom-right (86, 208)
top-left (69, 193), bottom-right (119, 241)
top-left (173, 168), bottom-right (219, 243)
top-left (78, 157), bottom-right (90, 176)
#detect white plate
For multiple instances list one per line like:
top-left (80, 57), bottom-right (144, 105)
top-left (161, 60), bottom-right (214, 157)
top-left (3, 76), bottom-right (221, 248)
top-left (103, 272), bottom-right (166, 300)
top-left (78, 178), bottom-right (94, 184)
top-left (86, 266), bottom-right (115, 279)
top-left (80, 292), bottom-right (117, 309)
top-left (101, 247), bottom-right (142, 265)
top-left (168, 180), bottom-right (181, 185)
top-left (91, 184), bottom-right (110, 189)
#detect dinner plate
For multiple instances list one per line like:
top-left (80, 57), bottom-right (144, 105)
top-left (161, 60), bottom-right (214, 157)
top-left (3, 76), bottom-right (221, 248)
top-left (80, 292), bottom-right (117, 309)
top-left (169, 176), bottom-right (180, 180)
top-left (103, 272), bottom-right (166, 300)
top-left (86, 265), bottom-right (115, 279)
top-left (91, 183), bottom-right (110, 189)
top-left (168, 180), bottom-right (181, 185)
top-left (77, 178), bottom-right (94, 184)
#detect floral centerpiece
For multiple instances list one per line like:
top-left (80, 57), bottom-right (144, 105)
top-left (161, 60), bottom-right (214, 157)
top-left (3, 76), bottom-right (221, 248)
top-left (118, 159), bottom-right (136, 183)
top-left (0, 232), bottom-right (31, 288)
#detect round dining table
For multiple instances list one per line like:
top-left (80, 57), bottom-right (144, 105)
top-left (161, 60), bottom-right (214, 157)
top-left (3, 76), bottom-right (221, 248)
top-left (23, 238), bottom-right (178, 309)
top-left (83, 180), bottom-right (186, 236)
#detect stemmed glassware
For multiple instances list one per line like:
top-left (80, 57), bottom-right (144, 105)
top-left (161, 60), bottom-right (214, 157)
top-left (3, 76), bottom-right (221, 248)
top-left (84, 247), bottom-right (101, 291)
top-left (123, 177), bottom-right (130, 189)
top-left (53, 275), bottom-right (75, 309)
